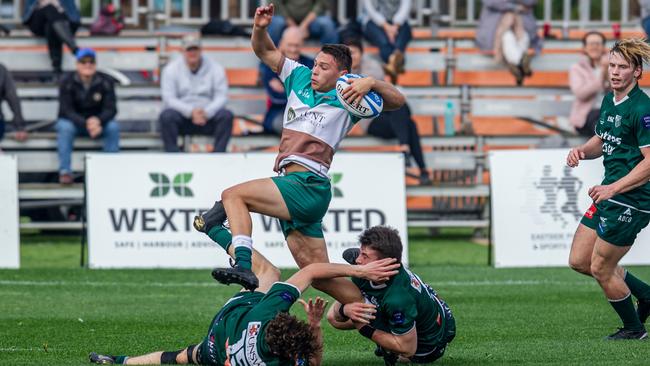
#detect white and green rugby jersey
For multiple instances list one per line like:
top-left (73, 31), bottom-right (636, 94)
top-left (275, 58), bottom-right (361, 177)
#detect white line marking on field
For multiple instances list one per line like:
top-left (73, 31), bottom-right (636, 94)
top-left (0, 348), bottom-right (52, 352)
top-left (0, 279), bottom-right (595, 288)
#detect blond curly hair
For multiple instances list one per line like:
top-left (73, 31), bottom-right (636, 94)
top-left (610, 38), bottom-right (650, 79)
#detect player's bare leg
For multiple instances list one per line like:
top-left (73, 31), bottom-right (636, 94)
top-left (591, 239), bottom-right (647, 340)
top-left (286, 230), bottom-right (364, 304)
top-left (90, 345), bottom-right (199, 365)
top-left (568, 224), bottom-right (598, 276)
top-left (210, 177), bottom-right (291, 290)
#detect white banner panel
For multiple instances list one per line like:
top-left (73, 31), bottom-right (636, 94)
top-left (87, 153), bottom-right (407, 268)
top-left (490, 149), bottom-right (650, 268)
top-left (0, 155), bottom-right (19, 268)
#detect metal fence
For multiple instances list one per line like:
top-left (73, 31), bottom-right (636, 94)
top-left (0, 0), bottom-right (644, 29)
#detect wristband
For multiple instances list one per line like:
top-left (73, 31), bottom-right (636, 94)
top-left (358, 325), bottom-right (376, 339)
top-left (338, 304), bottom-right (349, 320)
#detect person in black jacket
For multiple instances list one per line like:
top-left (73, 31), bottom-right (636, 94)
top-left (22, 0), bottom-right (80, 77)
top-left (0, 63), bottom-right (27, 146)
top-left (56, 48), bottom-right (118, 184)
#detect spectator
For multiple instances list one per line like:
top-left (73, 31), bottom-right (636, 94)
top-left (22, 0), bottom-right (80, 77)
top-left (345, 38), bottom-right (431, 185)
top-left (641, 0), bottom-right (650, 40)
top-left (267, 0), bottom-right (338, 45)
top-left (569, 31), bottom-right (609, 137)
top-left (361, 0), bottom-right (412, 84)
top-left (159, 34), bottom-right (233, 153)
top-left (0, 64), bottom-right (27, 146)
top-left (476, 0), bottom-right (541, 86)
top-left (260, 27), bottom-right (314, 135)
top-left (56, 48), bottom-right (118, 185)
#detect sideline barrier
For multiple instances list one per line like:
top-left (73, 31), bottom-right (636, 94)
top-left (0, 155), bottom-right (19, 268)
top-left (490, 149), bottom-right (650, 267)
top-left (85, 152), bottom-right (407, 269)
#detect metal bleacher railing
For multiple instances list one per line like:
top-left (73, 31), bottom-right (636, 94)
top-left (0, 32), bottom-right (599, 231)
top-left (0, 0), bottom-right (642, 30)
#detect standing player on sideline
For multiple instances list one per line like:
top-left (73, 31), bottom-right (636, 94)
top-left (567, 38), bottom-right (650, 340)
top-left (193, 3), bottom-right (405, 298)
top-left (89, 251), bottom-right (400, 365)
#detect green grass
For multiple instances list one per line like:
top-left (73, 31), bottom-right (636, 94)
top-left (2, 230), bottom-right (650, 365)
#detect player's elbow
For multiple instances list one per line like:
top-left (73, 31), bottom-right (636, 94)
top-left (384, 93), bottom-right (406, 111)
top-left (399, 342), bottom-right (417, 358)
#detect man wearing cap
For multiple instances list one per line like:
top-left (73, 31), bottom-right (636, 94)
top-left (56, 47), bottom-right (119, 185)
top-left (159, 34), bottom-right (234, 153)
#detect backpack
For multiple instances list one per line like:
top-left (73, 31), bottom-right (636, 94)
top-left (90, 4), bottom-right (124, 36)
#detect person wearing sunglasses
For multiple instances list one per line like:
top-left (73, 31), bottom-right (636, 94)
top-left (56, 47), bottom-right (119, 185)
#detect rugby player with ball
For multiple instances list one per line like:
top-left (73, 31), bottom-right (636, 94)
top-left (193, 3), bottom-right (405, 311)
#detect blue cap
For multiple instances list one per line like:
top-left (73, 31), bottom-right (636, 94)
top-left (76, 48), bottom-right (96, 61)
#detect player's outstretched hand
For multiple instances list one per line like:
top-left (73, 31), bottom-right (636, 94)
top-left (357, 257), bottom-right (400, 282)
top-left (343, 301), bottom-right (377, 324)
top-left (298, 297), bottom-right (328, 327)
top-left (253, 4), bottom-right (274, 29)
top-left (567, 147), bottom-right (586, 167)
top-left (342, 77), bottom-right (374, 106)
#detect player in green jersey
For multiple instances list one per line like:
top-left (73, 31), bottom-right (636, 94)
top-left (89, 254), bottom-right (399, 365)
top-left (567, 38), bottom-right (650, 340)
top-left (193, 3), bottom-right (406, 298)
top-left (326, 226), bottom-right (456, 365)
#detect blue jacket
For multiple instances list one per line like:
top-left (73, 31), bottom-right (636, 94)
top-left (23, 0), bottom-right (81, 24)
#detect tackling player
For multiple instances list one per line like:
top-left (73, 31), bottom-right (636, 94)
top-left (567, 38), bottom-right (650, 340)
top-left (327, 226), bottom-right (456, 365)
top-left (193, 3), bottom-right (405, 301)
top-left (89, 252), bottom-right (399, 365)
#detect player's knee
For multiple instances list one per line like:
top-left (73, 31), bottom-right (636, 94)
top-left (221, 186), bottom-right (239, 204)
top-left (569, 257), bottom-right (591, 275)
top-left (590, 262), bottom-right (609, 281)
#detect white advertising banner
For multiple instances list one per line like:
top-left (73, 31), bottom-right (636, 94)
top-left (87, 153), bottom-right (407, 268)
top-left (490, 149), bottom-right (650, 268)
top-left (0, 155), bottom-right (19, 268)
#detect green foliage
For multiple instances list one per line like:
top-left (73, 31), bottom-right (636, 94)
top-left (2, 234), bottom-right (650, 365)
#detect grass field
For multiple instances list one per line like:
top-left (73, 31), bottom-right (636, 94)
top-left (2, 229), bottom-right (650, 365)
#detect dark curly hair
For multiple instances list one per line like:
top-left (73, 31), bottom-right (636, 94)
top-left (265, 312), bottom-right (320, 363)
top-left (320, 44), bottom-right (352, 72)
top-left (358, 226), bottom-right (403, 262)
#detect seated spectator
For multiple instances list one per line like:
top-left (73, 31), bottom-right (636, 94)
top-left (260, 27), bottom-right (314, 135)
top-left (569, 31), bottom-right (609, 137)
top-left (22, 0), bottom-right (80, 77)
top-left (56, 48), bottom-right (119, 184)
top-left (361, 0), bottom-right (412, 84)
top-left (476, 0), bottom-right (541, 86)
top-left (0, 64), bottom-right (27, 147)
top-left (268, 0), bottom-right (338, 45)
top-left (345, 38), bottom-right (431, 185)
top-left (159, 34), bottom-right (233, 153)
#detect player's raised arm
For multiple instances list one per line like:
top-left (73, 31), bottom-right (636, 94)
top-left (251, 4), bottom-right (284, 74)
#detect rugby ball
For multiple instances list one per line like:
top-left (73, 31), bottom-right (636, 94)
top-left (335, 74), bottom-right (383, 119)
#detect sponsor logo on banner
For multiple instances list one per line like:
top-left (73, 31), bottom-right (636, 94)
top-left (490, 149), bottom-right (650, 267)
top-left (87, 153), bottom-right (407, 268)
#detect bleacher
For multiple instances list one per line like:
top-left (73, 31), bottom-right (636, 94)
top-left (8, 24), bottom-right (645, 230)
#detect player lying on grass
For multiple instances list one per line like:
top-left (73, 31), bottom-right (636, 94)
top-left (567, 38), bottom-right (650, 340)
top-left (89, 252), bottom-right (400, 365)
top-left (327, 226), bottom-right (456, 365)
top-left (193, 3), bottom-right (405, 301)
